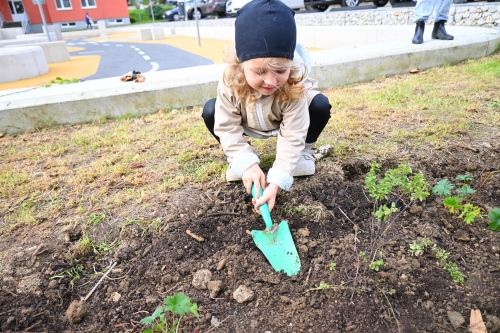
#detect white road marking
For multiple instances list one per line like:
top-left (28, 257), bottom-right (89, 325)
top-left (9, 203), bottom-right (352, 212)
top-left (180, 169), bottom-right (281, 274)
top-left (67, 42), bottom-right (75, 45)
top-left (116, 44), bottom-right (124, 47)
top-left (135, 48), bottom-right (141, 51)
top-left (138, 51), bottom-right (145, 55)
top-left (130, 45), bottom-right (135, 48)
top-left (77, 42), bottom-right (87, 45)
top-left (103, 44), bottom-right (110, 46)
top-left (143, 55), bottom-right (151, 60)
top-left (146, 62), bottom-right (159, 73)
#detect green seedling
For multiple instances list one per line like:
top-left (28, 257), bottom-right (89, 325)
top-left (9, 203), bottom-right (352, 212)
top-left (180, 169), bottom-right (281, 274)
top-left (43, 77), bottom-right (80, 87)
top-left (488, 208), bottom-right (500, 231)
top-left (407, 238), bottom-right (464, 285)
top-left (374, 202), bottom-right (399, 222)
top-left (432, 179), bottom-right (454, 196)
top-left (329, 262), bottom-right (337, 271)
top-left (455, 174), bottom-right (474, 184)
top-left (365, 162), bottom-right (429, 223)
top-left (305, 282), bottom-right (332, 293)
top-left (141, 292), bottom-right (199, 333)
top-left (51, 264), bottom-right (85, 289)
top-left (358, 251), bottom-right (368, 264)
top-left (409, 238), bottom-right (432, 256)
top-left (355, 286), bottom-right (363, 295)
top-left (433, 176), bottom-right (482, 224)
top-left (370, 259), bottom-right (384, 272)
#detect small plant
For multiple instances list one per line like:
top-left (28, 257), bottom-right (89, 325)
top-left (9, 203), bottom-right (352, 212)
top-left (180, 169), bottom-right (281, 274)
top-left (365, 162), bottom-right (430, 223)
top-left (140, 292), bottom-right (199, 333)
top-left (51, 264), bottom-right (85, 289)
top-left (370, 259), bottom-right (384, 272)
top-left (409, 238), bottom-right (432, 256)
top-left (432, 175), bottom-right (482, 224)
top-left (88, 213), bottom-right (105, 227)
top-left (407, 238), bottom-right (465, 285)
top-left (358, 251), bottom-right (368, 264)
top-left (488, 208), bottom-right (500, 231)
top-left (43, 77), bottom-right (81, 87)
top-left (329, 262), bottom-right (337, 271)
top-left (305, 282), bottom-right (332, 293)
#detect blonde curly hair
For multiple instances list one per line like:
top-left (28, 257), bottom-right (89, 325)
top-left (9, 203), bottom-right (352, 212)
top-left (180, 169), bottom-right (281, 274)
top-left (222, 44), bottom-right (306, 108)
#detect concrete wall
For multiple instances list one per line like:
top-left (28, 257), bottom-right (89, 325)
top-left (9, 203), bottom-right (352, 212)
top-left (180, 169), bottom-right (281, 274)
top-left (5, 41), bottom-right (70, 63)
top-left (0, 46), bottom-right (49, 84)
top-left (0, 27), bottom-right (24, 40)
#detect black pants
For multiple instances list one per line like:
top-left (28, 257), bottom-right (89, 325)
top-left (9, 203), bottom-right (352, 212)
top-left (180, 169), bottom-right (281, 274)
top-left (201, 94), bottom-right (331, 144)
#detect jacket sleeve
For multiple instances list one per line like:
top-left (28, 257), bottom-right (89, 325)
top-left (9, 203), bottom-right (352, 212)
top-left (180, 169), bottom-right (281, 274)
top-left (267, 98), bottom-right (309, 191)
top-left (214, 80), bottom-right (260, 177)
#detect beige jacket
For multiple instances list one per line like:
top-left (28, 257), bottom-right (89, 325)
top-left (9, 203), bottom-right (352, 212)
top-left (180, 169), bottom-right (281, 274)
top-left (214, 77), bottom-right (320, 191)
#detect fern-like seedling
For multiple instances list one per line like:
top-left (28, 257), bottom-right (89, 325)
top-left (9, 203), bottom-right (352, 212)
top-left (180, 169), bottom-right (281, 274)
top-left (432, 179), bottom-right (454, 196)
top-left (488, 208), bottom-right (500, 231)
top-left (443, 196), bottom-right (463, 214)
top-left (456, 185), bottom-right (476, 197)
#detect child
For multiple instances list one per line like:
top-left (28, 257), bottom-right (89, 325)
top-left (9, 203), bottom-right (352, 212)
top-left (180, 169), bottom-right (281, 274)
top-left (201, 0), bottom-right (331, 213)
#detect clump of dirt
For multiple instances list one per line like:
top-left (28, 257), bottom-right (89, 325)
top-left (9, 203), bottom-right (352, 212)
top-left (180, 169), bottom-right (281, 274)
top-left (1, 142), bottom-right (500, 332)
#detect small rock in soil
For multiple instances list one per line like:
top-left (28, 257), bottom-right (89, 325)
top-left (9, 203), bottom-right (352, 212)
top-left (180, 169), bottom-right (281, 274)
top-left (454, 230), bottom-right (471, 242)
top-left (111, 292), bottom-right (121, 302)
top-left (192, 269), bottom-right (212, 290)
top-left (410, 205), bottom-right (423, 216)
top-left (66, 300), bottom-right (88, 324)
top-left (298, 228), bottom-right (310, 237)
top-left (447, 311), bottom-right (465, 329)
top-left (298, 244), bottom-right (308, 253)
top-left (216, 259), bottom-right (227, 270)
top-left (486, 315), bottom-right (500, 333)
top-left (233, 285), bottom-right (254, 303)
top-left (492, 246), bottom-right (500, 254)
top-left (207, 280), bottom-right (222, 298)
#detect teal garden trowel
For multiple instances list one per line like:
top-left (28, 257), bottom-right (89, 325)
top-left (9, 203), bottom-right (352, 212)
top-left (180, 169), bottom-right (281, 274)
top-left (251, 185), bottom-right (301, 276)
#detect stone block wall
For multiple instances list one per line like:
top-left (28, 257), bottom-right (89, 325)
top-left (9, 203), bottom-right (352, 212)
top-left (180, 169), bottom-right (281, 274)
top-left (166, 2), bottom-right (500, 27)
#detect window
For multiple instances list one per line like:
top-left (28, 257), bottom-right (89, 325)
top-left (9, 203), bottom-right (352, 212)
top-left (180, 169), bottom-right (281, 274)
top-left (80, 0), bottom-right (96, 8)
top-left (55, 0), bottom-right (72, 9)
top-left (61, 22), bottom-right (76, 28)
top-left (108, 19), bottom-right (123, 25)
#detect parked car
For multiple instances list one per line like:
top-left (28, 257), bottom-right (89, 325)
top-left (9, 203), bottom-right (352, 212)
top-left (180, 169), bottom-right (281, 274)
top-left (164, 7), bottom-right (181, 21)
top-left (304, 0), bottom-right (388, 10)
top-left (182, 0), bottom-right (213, 19)
top-left (208, 0), bottom-right (226, 16)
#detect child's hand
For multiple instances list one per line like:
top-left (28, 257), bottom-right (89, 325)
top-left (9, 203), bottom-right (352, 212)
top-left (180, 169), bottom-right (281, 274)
top-left (242, 163), bottom-right (266, 198)
top-left (253, 183), bottom-right (279, 213)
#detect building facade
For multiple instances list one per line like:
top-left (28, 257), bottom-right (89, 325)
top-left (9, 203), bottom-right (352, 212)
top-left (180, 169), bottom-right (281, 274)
top-left (0, 0), bottom-right (130, 33)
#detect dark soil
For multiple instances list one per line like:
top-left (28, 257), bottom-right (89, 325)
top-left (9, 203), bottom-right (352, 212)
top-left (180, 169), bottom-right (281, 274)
top-left (1, 141), bottom-right (500, 333)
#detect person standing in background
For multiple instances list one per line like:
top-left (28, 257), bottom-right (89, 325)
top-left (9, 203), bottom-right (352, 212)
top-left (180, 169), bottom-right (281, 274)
top-left (412, 0), bottom-right (454, 44)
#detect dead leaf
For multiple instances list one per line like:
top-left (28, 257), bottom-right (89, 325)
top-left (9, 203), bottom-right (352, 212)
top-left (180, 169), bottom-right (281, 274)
top-left (469, 309), bottom-right (487, 333)
top-left (157, 109), bottom-right (163, 114)
top-left (211, 316), bottom-right (222, 327)
top-left (409, 68), bottom-right (420, 74)
top-left (129, 163), bottom-right (145, 169)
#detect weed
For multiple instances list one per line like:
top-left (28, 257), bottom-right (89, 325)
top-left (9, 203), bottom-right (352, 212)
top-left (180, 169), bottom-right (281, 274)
top-left (488, 208), bottom-right (500, 231)
top-left (329, 262), bottom-right (337, 271)
top-left (408, 238), bottom-right (465, 285)
top-left (282, 199), bottom-right (327, 222)
top-left (88, 213), bottom-right (105, 227)
top-left (370, 259), bottom-right (384, 272)
top-left (432, 175), bottom-right (482, 224)
top-left (358, 251), bottom-right (367, 264)
top-left (43, 77), bottom-right (80, 87)
top-left (305, 282), bottom-right (332, 293)
top-left (140, 292), bottom-right (199, 333)
top-left (51, 264), bottom-right (85, 289)
top-left (365, 162), bottom-right (430, 223)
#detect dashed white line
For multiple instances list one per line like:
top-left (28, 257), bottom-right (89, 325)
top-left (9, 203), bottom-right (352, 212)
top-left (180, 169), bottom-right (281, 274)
top-left (135, 48), bottom-right (141, 51)
top-left (116, 44), bottom-right (124, 47)
top-left (143, 55), bottom-right (151, 61)
top-left (77, 42), bottom-right (87, 45)
top-left (130, 45), bottom-right (135, 48)
top-left (138, 51), bottom-right (145, 55)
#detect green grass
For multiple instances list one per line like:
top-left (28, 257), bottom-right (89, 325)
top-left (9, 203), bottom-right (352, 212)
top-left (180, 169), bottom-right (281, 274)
top-left (129, 5), bottom-right (173, 24)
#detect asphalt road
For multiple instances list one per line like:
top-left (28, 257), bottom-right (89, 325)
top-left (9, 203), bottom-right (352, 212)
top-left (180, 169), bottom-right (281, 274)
top-left (67, 37), bottom-right (214, 81)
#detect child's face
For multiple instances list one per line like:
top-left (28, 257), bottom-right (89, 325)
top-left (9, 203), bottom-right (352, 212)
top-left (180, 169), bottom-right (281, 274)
top-left (243, 58), bottom-right (291, 96)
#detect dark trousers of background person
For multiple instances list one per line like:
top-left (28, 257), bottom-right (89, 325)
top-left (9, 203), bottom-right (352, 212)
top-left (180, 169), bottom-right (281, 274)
top-left (86, 21), bottom-right (92, 29)
top-left (202, 94), bottom-right (332, 145)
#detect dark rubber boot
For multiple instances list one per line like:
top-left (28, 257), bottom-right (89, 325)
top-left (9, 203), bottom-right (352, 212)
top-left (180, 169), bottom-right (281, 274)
top-left (412, 21), bottom-right (425, 44)
top-left (432, 20), bottom-right (454, 40)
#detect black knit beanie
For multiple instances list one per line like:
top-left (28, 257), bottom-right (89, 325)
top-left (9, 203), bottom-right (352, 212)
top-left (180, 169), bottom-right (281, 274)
top-left (235, 0), bottom-right (296, 63)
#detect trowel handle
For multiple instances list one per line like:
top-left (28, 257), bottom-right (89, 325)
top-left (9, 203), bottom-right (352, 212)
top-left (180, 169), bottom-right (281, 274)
top-left (251, 184), bottom-right (273, 230)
